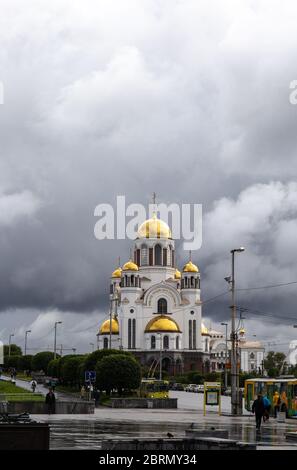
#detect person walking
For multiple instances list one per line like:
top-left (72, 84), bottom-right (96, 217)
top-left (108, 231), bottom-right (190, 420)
top-left (273, 391), bottom-right (281, 418)
top-left (45, 388), bottom-right (56, 414)
top-left (263, 395), bottom-right (271, 422)
top-left (30, 379), bottom-right (37, 393)
top-left (252, 394), bottom-right (265, 430)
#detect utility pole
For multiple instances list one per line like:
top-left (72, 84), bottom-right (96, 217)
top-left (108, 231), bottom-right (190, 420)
top-left (54, 321), bottom-right (62, 359)
top-left (221, 322), bottom-right (228, 389)
top-left (8, 334), bottom-right (14, 357)
top-left (159, 333), bottom-right (162, 380)
top-left (25, 330), bottom-right (31, 355)
top-left (230, 247), bottom-right (245, 415)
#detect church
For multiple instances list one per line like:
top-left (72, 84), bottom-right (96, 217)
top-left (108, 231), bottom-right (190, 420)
top-left (97, 212), bottom-right (211, 375)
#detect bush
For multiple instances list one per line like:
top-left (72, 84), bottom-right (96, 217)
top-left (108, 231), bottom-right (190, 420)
top-left (95, 354), bottom-right (141, 395)
top-left (18, 355), bottom-right (33, 371)
top-left (31, 352), bottom-right (56, 374)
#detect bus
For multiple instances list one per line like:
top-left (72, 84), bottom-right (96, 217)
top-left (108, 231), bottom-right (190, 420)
top-left (244, 377), bottom-right (297, 417)
top-left (138, 379), bottom-right (169, 399)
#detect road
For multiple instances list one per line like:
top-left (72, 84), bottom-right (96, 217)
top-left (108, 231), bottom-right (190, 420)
top-left (169, 390), bottom-right (250, 415)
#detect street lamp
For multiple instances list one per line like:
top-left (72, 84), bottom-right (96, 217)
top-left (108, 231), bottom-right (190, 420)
top-left (25, 330), bottom-right (31, 355)
top-left (221, 322), bottom-right (228, 389)
top-left (8, 334), bottom-right (14, 357)
top-left (159, 333), bottom-right (163, 380)
top-left (89, 342), bottom-right (94, 352)
top-left (230, 246), bottom-right (245, 415)
top-left (54, 322), bottom-right (62, 360)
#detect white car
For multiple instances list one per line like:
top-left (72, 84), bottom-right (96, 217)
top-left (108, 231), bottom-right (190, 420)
top-left (185, 384), bottom-right (197, 392)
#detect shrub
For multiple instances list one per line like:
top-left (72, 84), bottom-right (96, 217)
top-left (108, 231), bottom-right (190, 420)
top-left (95, 354), bottom-right (141, 395)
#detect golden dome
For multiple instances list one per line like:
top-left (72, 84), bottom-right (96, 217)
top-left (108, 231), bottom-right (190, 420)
top-left (145, 315), bottom-right (181, 333)
top-left (137, 213), bottom-right (172, 239)
top-left (183, 260), bottom-right (199, 273)
top-left (239, 328), bottom-right (245, 335)
top-left (122, 260), bottom-right (139, 271)
top-left (111, 267), bottom-right (122, 278)
top-left (175, 269), bottom-right (181, 280)
top-left (201, 322), bottom-right (209, 335)
top-left (99, 317), bottom-right (119, 335)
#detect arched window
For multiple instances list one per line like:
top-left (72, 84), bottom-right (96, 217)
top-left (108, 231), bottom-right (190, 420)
top-left (193, 319), bottom-right (196, 349)
top-left (128, 319), bottom-right (132, 349)
top-left (176, 336), bottom-right (180, 350)
top-left (250, 352), bottom-right (255, 359)
top-left (189, 320), bottom-right (193, 349)
top-left (154, 244), bottom-right (162, 265)
top-left (163, 335), bottom-right (169, 349)
top-left (151, 336), bottom-right (156, 349)
top-left (158, 298), bottom-right (167, 314)
top-left (168, 246), bottom-right (172, 266)
top-left (141, 244), bottom-right (148, 266)
top-left (132, 319), bottom-right (136, 349)
top-left (103, 337), bottom-right (108, 349)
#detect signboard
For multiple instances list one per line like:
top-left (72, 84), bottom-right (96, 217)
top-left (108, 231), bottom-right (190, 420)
top-left (85, 371), bottom-right (96, 383)
top-left (206, 390), bottom-right (219, 406)
top-left (204, 382), bottom-right (221, 416)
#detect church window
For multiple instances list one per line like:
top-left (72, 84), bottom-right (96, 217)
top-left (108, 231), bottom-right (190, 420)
top-left (176, 336), bottom-right (180, 350)
top-left (172, 250), bottom-right (175, 267)
top-left (128, 319), bottom-right (132, 349)
top-left (149, 248), bottom-right (154, 265)
top-left (141, 244), bottom-right (148, 266)
top-left (131, 275), bottom-right (134, 287)
top-left (168, 246), bottom-right (172, 266)
top-left (132, 319), bottom-right (136, 349)
top-left (163, 335), bottom-right (169, 349)
top-left (163, 248), bottom-right (167, 266)
top-left (189, 320), bottom-right (193, 349)
top-left (193, 319), bottom-right (196, 349)
top-left (151, 335), bottom-right (156, 349)
top-left (103, 338), bottom-right (108, 349)
top-left (155, 244), bottom-right (162, 265)
top-left (136, 249), bottom-right (140, 266)
top-left (158, 298), bottom-right (167, 314)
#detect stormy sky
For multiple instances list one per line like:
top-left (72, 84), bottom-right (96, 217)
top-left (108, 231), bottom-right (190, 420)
top-left (1, 0), bottom-right (297, 355)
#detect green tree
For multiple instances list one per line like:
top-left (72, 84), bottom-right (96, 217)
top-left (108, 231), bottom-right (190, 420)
top-left (84, 349), bottom-right (133, 372)
top-left (47, 358), bottom-right (61, 377)
top-left (61, 356), bottom-right (85, 386)
top-left (4, 344), bottom-right (22, 356)
top-left (95, 354), bottom-right (141, 395)
top-left (18, 355), bottom-right (33, 371)
top-left (4, 355), bottom-right (22, 369)
top-left (31, 352), bottom-right (56, 373)
top-left (264, 351), bottom-right (287, 376)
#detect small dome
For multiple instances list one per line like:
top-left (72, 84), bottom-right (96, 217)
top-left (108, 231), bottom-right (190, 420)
top-left (201, 322), bottom-right (209, 335)
top-left (145, 315), bottom-right (181, 333)
top-left (239, 328), bottom-right (245, 335)
top-left (111, 267), bottom-right (122, 278)
top-left (122, 260), bottom-right (139, 271)
top-left (183, 260), bottom-right (199, 273)
top-left (98, 317), bottom-right (119, 335)
top-left (137, 213), bottom-right (172, 239)
top-left (175, 269), bottom-right (181, 280)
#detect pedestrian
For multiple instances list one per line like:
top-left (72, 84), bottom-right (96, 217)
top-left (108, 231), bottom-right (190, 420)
top-left (30, 379), bottom-right (37, 393)
top-left (263, 395), bottom-right (271, 422)
top-left (252, 394), bottom-right (265, 431)
top-left (80, 385), bottom-right (86, 400)
top-left (45, 388), bottom-right (56, 414)
top-left (273, 391), bottom-right (281, 418)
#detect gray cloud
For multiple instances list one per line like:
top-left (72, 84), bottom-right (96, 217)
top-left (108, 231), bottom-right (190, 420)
top-left (0, 1), bottom-right (297, 352)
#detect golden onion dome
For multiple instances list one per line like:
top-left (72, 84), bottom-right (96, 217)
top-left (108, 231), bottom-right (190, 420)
top-left (111, 267), bottom-right (122, 278)
top-left (137, 213), bottom-right (172, 239)
top-left (145, 315), bottom-right (181, 333)
top-left (183, 260), bottom-right (199, 273)
top-left (175, 268), bottom-right (181, 280)
top-left (201, 322), bottom-right (209, 335)
top-left (122, 260), bottom-right (139, 271)
top-left (98, 317), bottom-right (119, 335)
top-left (239, 328), bottom-right (245, 335)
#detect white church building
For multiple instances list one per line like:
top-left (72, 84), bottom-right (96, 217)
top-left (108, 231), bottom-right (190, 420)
top-left (97, 213), bottom-right (211, 375)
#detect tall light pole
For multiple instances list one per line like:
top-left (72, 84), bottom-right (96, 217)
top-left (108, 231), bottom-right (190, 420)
top-left (230, 247), bottom-right (245, 415)
top-left (221, 322), bottom-right (228, 389)
top-left (8, 334), bottom-right (14, 357)
top-left (89, 342), bottom-right (94, 352)
top-left (25, 330), bottom-right (31, 355)
top-left (159, 333), bottom-right (163, 380)
top-left (54, 321), bottom-right (62, 360)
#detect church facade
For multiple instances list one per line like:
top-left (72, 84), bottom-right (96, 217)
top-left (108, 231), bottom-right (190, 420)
top-left (97, 213), bottom-right (210, 375)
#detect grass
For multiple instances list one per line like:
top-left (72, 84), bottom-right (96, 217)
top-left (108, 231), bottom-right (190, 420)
top-left (0, 380), bottom-right (44, 402)
top-left (2, 372), bottom-right (32, 382)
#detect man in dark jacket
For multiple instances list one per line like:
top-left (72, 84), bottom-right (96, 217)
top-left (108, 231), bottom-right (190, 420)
top-left (252, 394), bottom-right (265, 430)
top-left (45, 388), bottom-right (56, 414)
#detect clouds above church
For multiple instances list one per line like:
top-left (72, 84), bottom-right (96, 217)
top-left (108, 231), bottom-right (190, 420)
top-left (1, 0), bottom-right (297, 351)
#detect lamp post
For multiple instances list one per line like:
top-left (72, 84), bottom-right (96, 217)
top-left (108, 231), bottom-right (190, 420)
top-left (159, 333), bottom-right (163, 380)
top-left (25, 330), bottom-right (31, 356)
top-left (230, 247), bottom-right (245, 415)
top-left (8, 334), bottom-right (14, 357)
top-left (221, 322), bottom-right (228, 389)
top-left (54, 321), bottom-right (62, 360)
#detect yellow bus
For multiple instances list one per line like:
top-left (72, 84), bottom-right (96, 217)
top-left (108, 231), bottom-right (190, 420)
top-left (245, 378), bottom-right (297, 417)
top-left (139, 379), bottom-right (169, 399)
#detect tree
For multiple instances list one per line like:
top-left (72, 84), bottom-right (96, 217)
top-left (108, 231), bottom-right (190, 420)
top-left (18, 355), bottom-right (33, 371)
top-left (61, 356), bottom-right (85, 386)
top-left (4, 355), bottom-right (22, 369)
top-left (95, 354), bottom-right (141, 395)
top-left (4, 344), bottom-right (22, 356)
top-left (47, 358), bottom-right (61, 378)
top-left (264, 351), bottom-right (287, 377)
top-left (84, 349), bottom-right (133, 372)
top-left (31, 352), bottom-right (56, 373)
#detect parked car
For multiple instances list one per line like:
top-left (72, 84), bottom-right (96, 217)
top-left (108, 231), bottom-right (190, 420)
top-left (185, 384), bottom-right (197, 392)
top-left (196, 384), bottom-right (204, 393)
top-left (171, 383), bottom-right (184, 391)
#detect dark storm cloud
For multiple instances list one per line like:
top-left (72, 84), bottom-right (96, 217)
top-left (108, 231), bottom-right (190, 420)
top-left (1, 1), bottom-right (297, 351)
